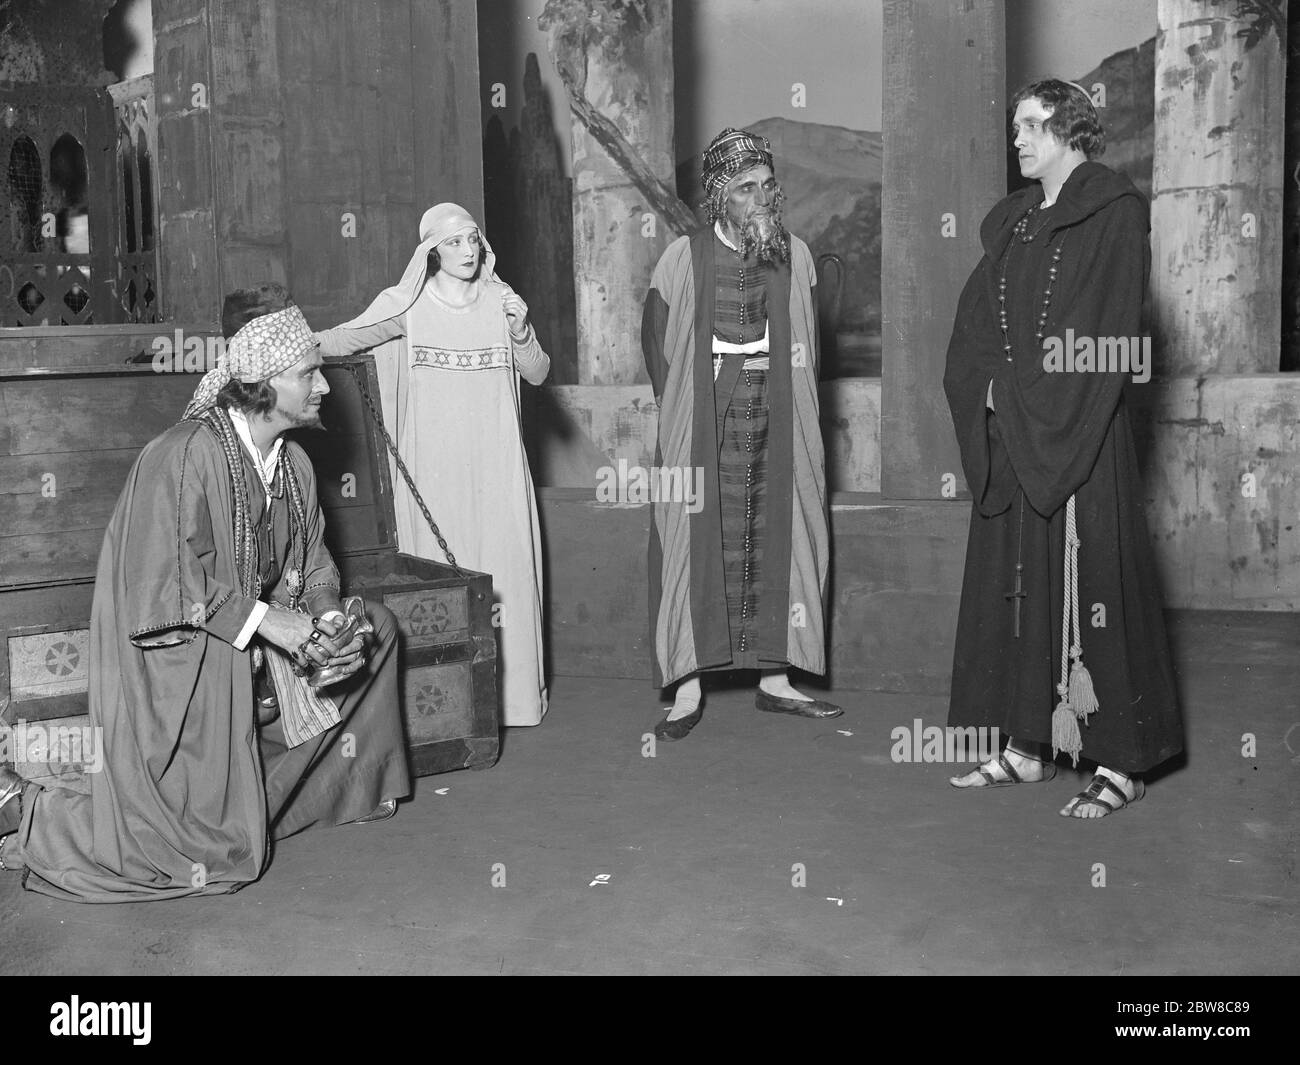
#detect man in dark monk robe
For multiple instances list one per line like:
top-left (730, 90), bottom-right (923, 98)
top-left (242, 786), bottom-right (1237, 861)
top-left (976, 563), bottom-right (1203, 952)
top-left (641, 127), bottom-right (840, 741)
top-left (0, 286), bottom-right (409, 900)
top-left (943, 79), bottom-right (1181, 817)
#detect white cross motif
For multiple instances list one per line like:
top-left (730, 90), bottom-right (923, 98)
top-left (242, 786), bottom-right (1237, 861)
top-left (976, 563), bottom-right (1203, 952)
top-left (44, 641), bottom-right (80, 676)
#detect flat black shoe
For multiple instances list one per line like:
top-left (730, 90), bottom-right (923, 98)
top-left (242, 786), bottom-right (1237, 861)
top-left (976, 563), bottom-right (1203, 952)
top-left (755, 690), bottom-right (843, 718)
top-left (653, 705), bottom-right (703, 741)
top-left (349, 798), bottom-right (398, 825)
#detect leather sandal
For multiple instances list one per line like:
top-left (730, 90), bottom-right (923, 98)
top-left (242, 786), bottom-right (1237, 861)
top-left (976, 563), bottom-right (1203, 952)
top-left (1061, 772), bottom-right (1144, 818)
top-left (950, 751), bottom-right (1056, 788)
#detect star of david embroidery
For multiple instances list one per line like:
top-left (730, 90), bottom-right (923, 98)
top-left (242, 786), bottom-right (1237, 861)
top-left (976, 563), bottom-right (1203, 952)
top-left (477, 352), bottom-right (492, 367)
top-left (414, 350), bottom-right (429, 364)
top-left (414, 683), bottom-right (446, 717)
top-left (45, 641), bottom-right (80, 676)
top-left (455, 353), bottom-right (473, 368)
top-left (406, 598), bottom-right (451, 635)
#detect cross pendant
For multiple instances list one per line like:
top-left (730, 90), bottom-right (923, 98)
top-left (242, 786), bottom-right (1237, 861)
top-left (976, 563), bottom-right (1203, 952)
top-left (1004, 561), bottom-right (1026, 639)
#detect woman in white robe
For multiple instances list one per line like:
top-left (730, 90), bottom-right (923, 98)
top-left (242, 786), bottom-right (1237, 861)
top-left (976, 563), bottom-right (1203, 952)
top-left (315, 204), bottom-right (549, 727)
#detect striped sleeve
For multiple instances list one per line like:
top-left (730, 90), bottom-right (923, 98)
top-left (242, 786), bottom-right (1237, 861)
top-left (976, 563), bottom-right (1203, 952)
top-left (642, 287), bottom-right (671, 400)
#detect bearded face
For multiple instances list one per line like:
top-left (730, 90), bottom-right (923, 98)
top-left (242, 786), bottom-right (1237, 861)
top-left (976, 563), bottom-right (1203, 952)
top-left (737, 193), bottom-right (789, 265)
top-left (714, 164), bottom-right (791, 265)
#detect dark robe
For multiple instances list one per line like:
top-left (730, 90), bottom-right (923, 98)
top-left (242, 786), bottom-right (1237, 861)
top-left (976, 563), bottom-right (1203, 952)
top-left (641, 229), bottom-right (828, 688)
top-left (943, 161), bottom-right (1181, 774)
top-left (9, 414), bottom-right (410, 902)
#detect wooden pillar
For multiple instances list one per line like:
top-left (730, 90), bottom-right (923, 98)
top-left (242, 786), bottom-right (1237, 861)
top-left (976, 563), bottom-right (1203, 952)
top-left (152, 0), bottom-right (483, 327)
top-left (557, 0), bottom-right (674, 386)
top-left (211, 0), bottom-right (286, 302)
top-left (1283, 0), bottom-right (1300, 372)
top-left (1151, 0), bottom-right (1286, 375)
top-left (881, 0), bottom-right (1005, 500)
top-left (512, 52), bottom-right (578, 383)
top-left (153, 0), bottom-right (222, 325)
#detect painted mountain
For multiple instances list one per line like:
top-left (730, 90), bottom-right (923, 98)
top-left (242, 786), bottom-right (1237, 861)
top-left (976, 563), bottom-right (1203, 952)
top-left (1073, 35), bottom-right (1155, 199)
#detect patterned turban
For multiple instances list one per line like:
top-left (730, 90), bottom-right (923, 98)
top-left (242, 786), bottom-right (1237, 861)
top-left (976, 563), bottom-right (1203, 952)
top-left (701, 127), bottom-right (775, 200)
top-left (183, 302), bottom-right (319, 419)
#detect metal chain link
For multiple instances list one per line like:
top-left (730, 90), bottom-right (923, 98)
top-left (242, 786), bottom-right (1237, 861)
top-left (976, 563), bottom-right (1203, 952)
top-left (343, 362), bottom-right (464, 577)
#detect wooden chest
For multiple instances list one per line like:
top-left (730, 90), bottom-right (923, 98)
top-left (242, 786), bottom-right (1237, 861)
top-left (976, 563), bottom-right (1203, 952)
top-left (0, 332), bottom-right (498, 785)
top-left (295, 355), bottom-right (499, 776)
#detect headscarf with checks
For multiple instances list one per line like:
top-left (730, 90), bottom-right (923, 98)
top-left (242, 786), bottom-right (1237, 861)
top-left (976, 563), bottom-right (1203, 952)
top-left (182, 304), bottom-right (319, 419)
top-left (701, 127), bottom-right (775, 204)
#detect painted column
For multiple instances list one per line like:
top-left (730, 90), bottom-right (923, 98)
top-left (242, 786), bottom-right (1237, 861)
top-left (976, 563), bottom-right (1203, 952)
top-left (553, 0), bottom-right (674, 386)
top-left (1151, 0), bottom-right (1286, 375)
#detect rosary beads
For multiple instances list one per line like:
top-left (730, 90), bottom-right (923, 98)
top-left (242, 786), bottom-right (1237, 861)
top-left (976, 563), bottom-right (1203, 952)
top-left (998, 205), bottom-right (1066, 363)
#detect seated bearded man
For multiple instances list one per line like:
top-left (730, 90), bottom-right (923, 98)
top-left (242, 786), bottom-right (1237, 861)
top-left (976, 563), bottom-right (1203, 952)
top-left (0, 285), bottom-right (410, 902)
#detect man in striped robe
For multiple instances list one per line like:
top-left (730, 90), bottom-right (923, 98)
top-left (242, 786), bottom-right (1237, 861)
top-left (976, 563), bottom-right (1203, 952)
top-left (641, 127), bottom-right (840, 741)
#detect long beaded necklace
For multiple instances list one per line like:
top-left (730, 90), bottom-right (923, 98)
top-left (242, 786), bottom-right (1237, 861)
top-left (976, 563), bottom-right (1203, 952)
top-left (995, 200), bottom-right (1065, 643)
top-left (997, 202), bottom-right (1066, 363)
top-left (197, 407), bottom-right (309, 609)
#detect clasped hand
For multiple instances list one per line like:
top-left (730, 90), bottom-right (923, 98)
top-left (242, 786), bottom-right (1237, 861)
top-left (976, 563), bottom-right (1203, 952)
top-left (257, 606), bottom-right (367, 679)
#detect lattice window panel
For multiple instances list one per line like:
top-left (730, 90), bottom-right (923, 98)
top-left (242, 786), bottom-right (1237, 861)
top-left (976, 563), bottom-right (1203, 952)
top-left (109, 75), bottom-right (161, 324)
top-left (0, 82), bottom-right (160, 327)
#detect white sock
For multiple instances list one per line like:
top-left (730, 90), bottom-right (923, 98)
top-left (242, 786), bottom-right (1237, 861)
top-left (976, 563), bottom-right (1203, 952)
top-left (668, 677), bottom-right (702, 720)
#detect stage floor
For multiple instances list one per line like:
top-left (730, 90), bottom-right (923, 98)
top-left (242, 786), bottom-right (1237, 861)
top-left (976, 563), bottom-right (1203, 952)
top-left (1, 610), bottom-right (1295, 975)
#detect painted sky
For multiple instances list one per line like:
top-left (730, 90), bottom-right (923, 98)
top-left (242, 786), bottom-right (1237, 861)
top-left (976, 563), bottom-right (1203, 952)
top-left (476, 0), bottom-right (1156, 178)
top-left (1006, 0), bottom-right (1156, 88)
top-left (675, 0), bottom-right (884, 142)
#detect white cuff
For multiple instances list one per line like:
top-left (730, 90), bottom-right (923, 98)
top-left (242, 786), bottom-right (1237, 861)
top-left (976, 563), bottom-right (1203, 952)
top-left (234, 601), bottom-right (270, 651)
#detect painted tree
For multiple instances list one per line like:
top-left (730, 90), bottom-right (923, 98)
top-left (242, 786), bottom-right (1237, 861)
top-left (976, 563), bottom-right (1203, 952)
top-left (539, 0), bottom-right (684, 384)
top-left (539, 0), bottom-right (694, 233)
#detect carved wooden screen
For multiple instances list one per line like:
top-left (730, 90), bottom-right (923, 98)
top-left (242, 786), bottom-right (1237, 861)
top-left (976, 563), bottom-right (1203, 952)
top-left (0, 85), bottom-right (117, 326)
top-left (108, 75), bottom-right (160, 323)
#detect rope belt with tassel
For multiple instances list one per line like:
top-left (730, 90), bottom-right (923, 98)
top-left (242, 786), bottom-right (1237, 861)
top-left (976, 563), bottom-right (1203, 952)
top-left (1051, 493), bottom-right (1100, 764)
